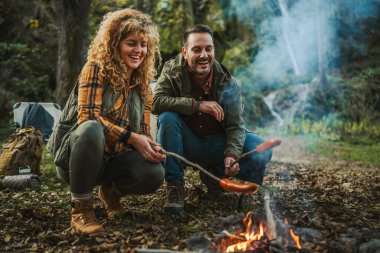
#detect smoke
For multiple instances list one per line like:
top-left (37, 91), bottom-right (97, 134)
top-left (227, 0), bottom-right (380, 82)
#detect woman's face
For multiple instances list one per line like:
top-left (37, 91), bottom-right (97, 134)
top-left (119, 32), bottom-right (148, 75)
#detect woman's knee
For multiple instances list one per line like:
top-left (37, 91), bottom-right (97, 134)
top-left (113, 162), bottom-right (164, 195)
top-left (73, 120), bottom-right (104, 148)
top-left (141, 163), bottom-right (165, 193)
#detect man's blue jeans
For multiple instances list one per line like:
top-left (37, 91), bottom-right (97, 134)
top-left (157, 112), bottom-right (272, 185)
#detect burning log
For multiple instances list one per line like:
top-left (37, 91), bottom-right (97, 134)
top-left (264, 191), bottom-right (278, 241)
top-left (215, 191), bottom-right (306, 252)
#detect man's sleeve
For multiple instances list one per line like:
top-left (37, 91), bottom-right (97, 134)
top-left (152, 62), bottom-right (194, 116)
top-left (223, 78), bottom-right (246, 158)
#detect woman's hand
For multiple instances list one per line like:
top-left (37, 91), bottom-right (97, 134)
top-left (127, 132), bottom-right (166, 163)
top-left (224, 156), bottom-right (239, 177)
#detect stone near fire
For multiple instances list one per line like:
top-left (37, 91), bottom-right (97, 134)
top-left (359, 239), bottom-right (380, 253)
top-left (329, 237), bottom-right (357, 253)
top-left (297, 227), bottom-right (325, 241)
top-left (186, 233), bottom-right (213, 252)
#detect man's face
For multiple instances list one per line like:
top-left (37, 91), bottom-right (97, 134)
top-left (182, 32), bottom-right (214, 77)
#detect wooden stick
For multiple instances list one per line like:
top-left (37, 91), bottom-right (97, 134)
top-left (264, 190), bottom-right (278, 240)
top-left (231, 149), bottom-right (258, 166)
top-left (231, 138), bottom-right (282, 166)
top-left (162, 151), bottom-right (221, 182)
top-left (162, 151), bottom-right (259, 194)
top-left (222, 230), bottom-right (246, 240)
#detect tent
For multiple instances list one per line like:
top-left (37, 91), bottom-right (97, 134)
top-left (13, 102), bottom-right (61, 142)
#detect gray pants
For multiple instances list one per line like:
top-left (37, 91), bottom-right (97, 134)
top-left (56, 120), bottom-right (164, 195)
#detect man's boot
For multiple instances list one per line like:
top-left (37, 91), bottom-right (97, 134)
top-left (71, 199), bottom-right (104, 236)
top-left (163, 180), bottom-right (185, 214)
top-left (199, 171), bottom-right (224, 196)
top-left (98, 183), bottom-right (125, 219)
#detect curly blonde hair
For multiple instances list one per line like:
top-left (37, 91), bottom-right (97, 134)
top-left (87, 8), bottom-right (160, 97)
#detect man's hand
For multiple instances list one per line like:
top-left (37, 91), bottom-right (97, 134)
top-left (224, 156), bottom-right (239, 177)
top-left (127, 132), bottom-right (166, 163)
top-left (199, 101), bottom-right (224, 122)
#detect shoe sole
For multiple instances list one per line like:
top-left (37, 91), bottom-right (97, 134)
top-left (70, 227), bottom-right (105, 237)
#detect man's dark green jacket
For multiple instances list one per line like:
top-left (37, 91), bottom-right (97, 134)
top-left (152, 54), bottom-right (246, 158)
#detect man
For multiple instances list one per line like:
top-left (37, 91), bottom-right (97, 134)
top-left (152, 24), bottom-right (272, 214)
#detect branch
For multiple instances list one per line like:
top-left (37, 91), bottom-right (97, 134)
top-left (264, 191), bottom-right (278, 240)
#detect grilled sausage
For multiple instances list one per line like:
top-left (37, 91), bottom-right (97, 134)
top-left (256, 138), bottom-right (282, 153)
top-left (219, 178), bottom-right (259, 194)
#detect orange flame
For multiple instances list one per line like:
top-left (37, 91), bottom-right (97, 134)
top-left (219, 212), bottom-right (302, 252)
top-left (225, 222), bottom-right (264, 252)
top-left (290, 228), bottom-right (302, 249)
top-left (224, 212), bottom-right (266, 252)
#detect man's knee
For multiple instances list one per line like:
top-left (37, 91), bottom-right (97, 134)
top-left (244, 132), bottom-right (273, 165)
top-left (243, 167), bottom-right (266, 185)
top-left (157, 112), bottom-right (181, 127)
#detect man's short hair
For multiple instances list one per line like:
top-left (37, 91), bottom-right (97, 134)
top-left (183, 24), bottom-right (214, 47)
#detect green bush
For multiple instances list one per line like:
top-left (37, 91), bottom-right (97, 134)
top-left (0, 43), bottom-right (53, 100)
top-left (307, 68), bottom-right (380, 124)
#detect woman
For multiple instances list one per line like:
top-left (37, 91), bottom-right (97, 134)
top-left (49, 9), bottom-right (165, 236)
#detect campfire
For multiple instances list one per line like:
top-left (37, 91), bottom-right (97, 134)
top-left (215, 191), bottom-right (308, 253)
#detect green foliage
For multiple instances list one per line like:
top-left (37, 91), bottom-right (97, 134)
top-left (202, 0), bottom-right (226, 33)
top-left (221, 41), bottom-right (250, 73)
top-left (89, 0), bottom-right (135, 40)
top-left (305, 68), bottom-right (380, 125)
top-left (0, 0), bottom-right (57, 121)
top-left (0, 0), bottom-right (39, 42)
top-left (0, 43), bottom-right (53, 100)
top-left (40, 145), bottom-right (62, 189)
top-left (0, 125), bottom-right (13, 144)
top-left (339, 119), bottom-right (380, 143)
top-left (282, 116), bottom-right (380, 143)
top-left (285, 116), bottom-right (339, 139)
top-left (242, 93), bottom-right (273, 129)
top-left (309, 138), bottom-right (380, 167)
top-left (153, 0), bottom-right (194, 55)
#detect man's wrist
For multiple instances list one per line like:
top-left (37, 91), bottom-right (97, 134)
top-left (195, 100), bottom-right (203, 112)
top-left (225, 153), bottom-right (238, 160)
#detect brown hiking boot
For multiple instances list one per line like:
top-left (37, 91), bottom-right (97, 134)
top-left (70, 199), bottom-right (104, 236)
top-left (199, 171), bottom-right (224, 195)
top-left (98, 183), bottom-right (125, 219)
top-left (163, 180), bottom-right (185, 214)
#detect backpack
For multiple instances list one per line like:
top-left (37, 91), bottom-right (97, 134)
top-left (0, 127), bottom-right (43, 178)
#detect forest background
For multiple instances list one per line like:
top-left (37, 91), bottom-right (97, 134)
top-left (0, 0), bottom-right (379, 153)
top-left (0, 1), bottom-right (380, 251)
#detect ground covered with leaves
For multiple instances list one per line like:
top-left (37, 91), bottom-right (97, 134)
top-left (0, 136), bottom-right (379, 252)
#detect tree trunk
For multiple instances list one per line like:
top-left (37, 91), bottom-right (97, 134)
top-left (317, 0), bottom-right (329, 90)
top-left (54, 0), bottom-right (91, 106)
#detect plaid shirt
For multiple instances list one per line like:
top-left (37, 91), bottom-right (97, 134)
top-left (77, 62), bottom-right (152, 155)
